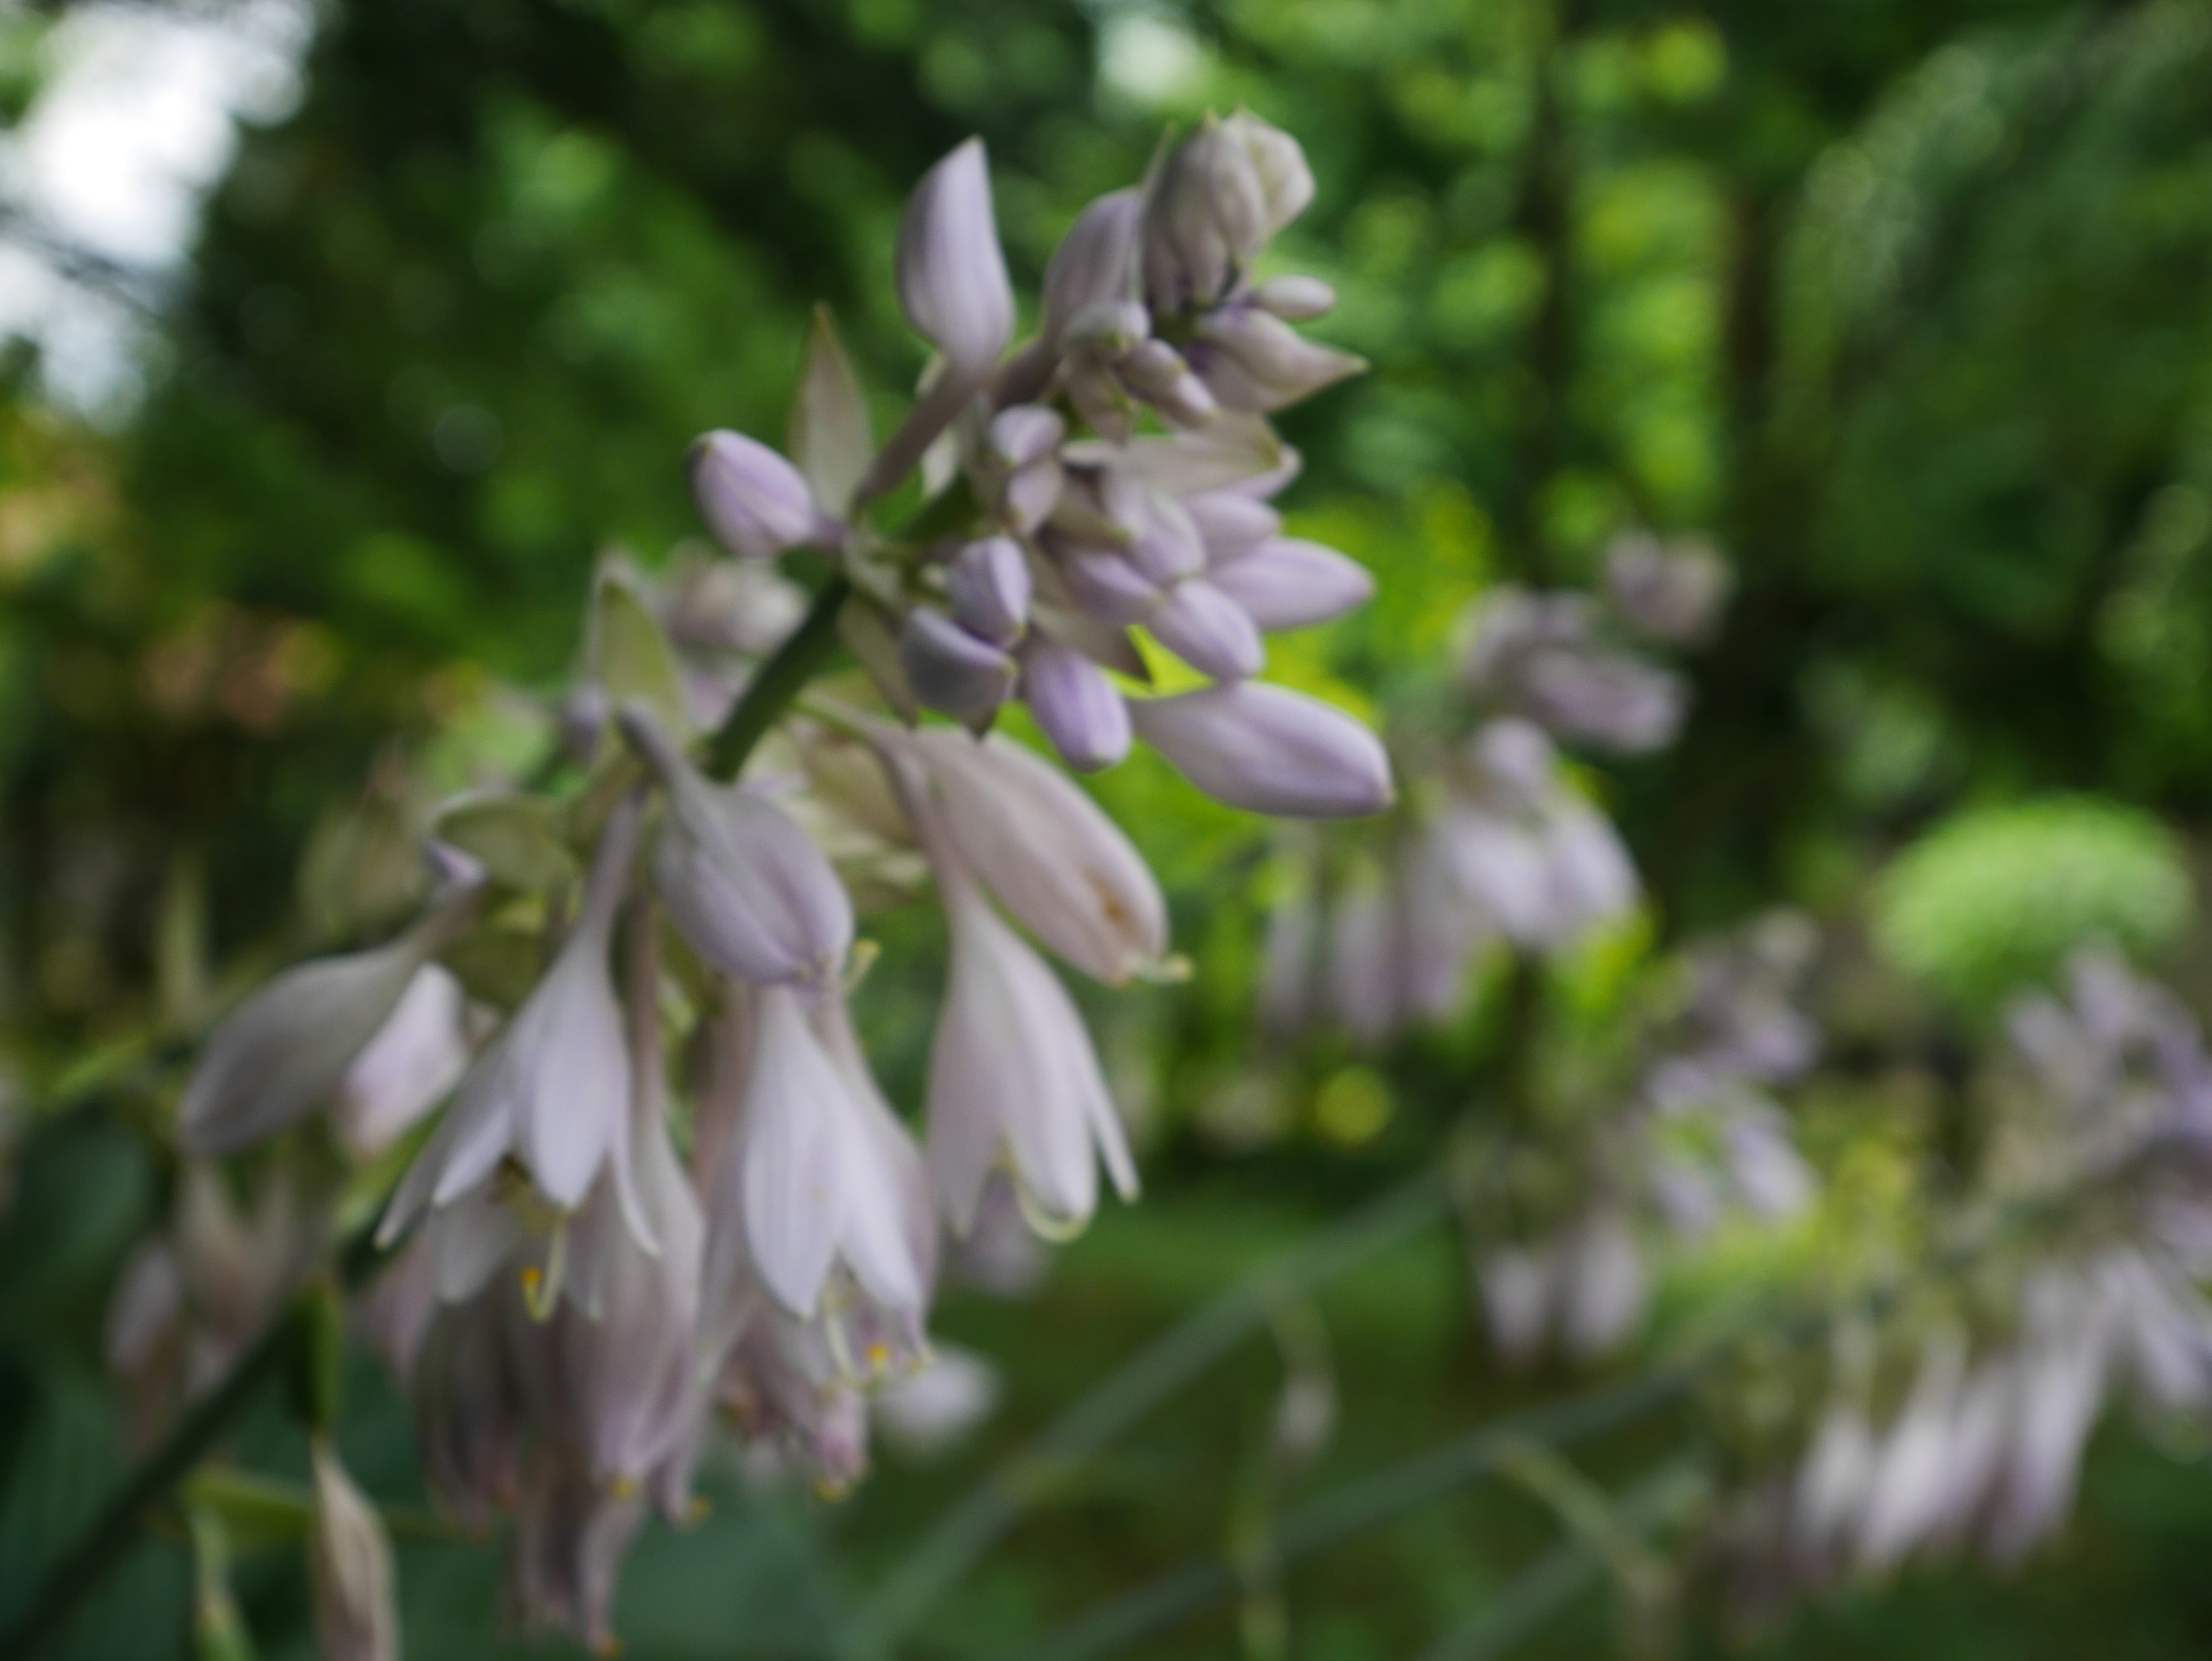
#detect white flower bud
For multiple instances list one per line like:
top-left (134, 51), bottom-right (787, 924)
top-left (896, 137), bottom-right (1014, 378)
top-left (687, 430), bottom-right (825, 560)
top-left (1130, 682), bottom-right (1393, 819)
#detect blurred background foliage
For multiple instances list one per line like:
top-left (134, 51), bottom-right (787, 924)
top-left (7, 0), bottom-right (2212, 1657)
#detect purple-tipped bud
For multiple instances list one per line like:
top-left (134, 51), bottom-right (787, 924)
top-left (899, 608), bottom-right (1017, 722)
top-left (1148, 579), bottom-right (1265, 680)
top-left (1186, 491), bottom-right (1281, 561)
top-left (1021, 639), bottom-right (1132, 772)
top-left (1252, 274), bottom-right (1338, 320)
top-left (1043, 188), bottom-right (1144, 343)
top-left (1130, 682), bottom-right (1392, 818)
top-left (1188, 307), bottom-right (1366, 414)
top-left (1209, 537), bottom-right (1375, 630)
top-left (688, 431), bottom-right (824, 560)
top-left (896, 138), bottom-right (1015, 377)
top-left (946, 536), bottom-right (1032, 646)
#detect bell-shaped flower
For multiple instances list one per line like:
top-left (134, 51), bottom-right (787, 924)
top-left (711, 984), bottom-right (930, 1323)
top-left (899, 608), bottom-right (1017, 722)
top-left (1209, 536), bottom-right (1374, 631)
top-left (380, 797), bottom-right (646, 1250)
top-left (410, 1284), bottom-right (529, 1533)
top-left (308, 1438), bottom-right (400, 1661)
top-left (179, 870), bottom-right (483, 1158)
top-left (619, 701), bottom-right (853, 986)
top-left (896, 137), bottom-right (1014, 379)
top-left (1187, 305), bottom-right (1365, 414)
top-left (687, 430), bottom-right (830, 561)
top-left (1020, 637), bottom-right (1132, 773)
top-left (333, 962), bottom-right (474, 1161)
top-left (1129, 682), bottom-right (1392, 819)
top-left (893, 756), bottom-right (1137, 1237)
top-left (945, 536), bottom-right (1032, 647)
top-left (1146, 577), bottom-right (1265, 680)
top-left (895, 727), bottom-right (1168, 985)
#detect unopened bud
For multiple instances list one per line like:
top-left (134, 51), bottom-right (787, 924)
top-left (1021, 639), bottom-right (1132, 773)
top-left (1252, 274), bottom-right (1337, 321)
top-left (899, 608), bottom-right (1017, 722)
top-left (688, 431), bottom-right (825, 560)
top-left (1130, 682), bottom-right (1392, 818)
top-left (896, 138), bottom-right (1015, 377)
top-left (1188, 307), bottom-right (1365, 414)
top-left (946, 536), bottom-right (1032, 647)
top-left (1147, 579), bottom-right (1266, 680)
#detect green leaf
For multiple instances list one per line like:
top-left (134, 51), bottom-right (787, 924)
top-left (590, 566), bottom-right (694, 743)
top-left (432, 792), bottom-right (577, 892)
top-left (789, 304), bottom-right (872, 517)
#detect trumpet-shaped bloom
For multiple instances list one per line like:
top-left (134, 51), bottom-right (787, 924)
top-left (711, 985), bottom-right (930, 1322)
top-left (381, 797), bottom-right (647, 1249)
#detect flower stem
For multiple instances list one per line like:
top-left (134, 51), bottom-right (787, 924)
top-left (704, 574), bottom-right (852, 781)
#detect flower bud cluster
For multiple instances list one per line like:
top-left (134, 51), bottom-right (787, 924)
top-left (127, 114), bottom-right (1396, 1654)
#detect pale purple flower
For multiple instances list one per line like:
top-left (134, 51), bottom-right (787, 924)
top-left (1043, 188), bottom-right (1144, 343)
top-left (1208, 536), bottom-right (1374, 630)
top-left (899, 608), bottom-right (1018, 722)
top-left (872, 1342), bottom-right (1002, 1462)
top-left (178, 870), bottom-right (483, 1158)
top-left (1129, 682), bottom-right (1393, 819)
top-left (1146, 577), bottom-right (1266, 680)
top-left (1020, 637), bottom-right (1132, 773)
top-left (381, 797), bottom-right (649, 1251)
top-left (687, 430), bottom-right (830, 561)
top-left (945, 536), bottom-right (1032, 647)
top-left (708, 985), bottom-right (929, 1323)
top-left (1187, 306), bottom-right (1365, 414)
top-left (1140, 111), bottom-right (1313, 315)
top-left (896, 137), bottom-right (1014, 379)
top-left (1605, 528), bottom-right (1733, 647)
top-left (892, 726), bottom-right (1168, 985)
top-left (620, 701), bottom-right (854, 986)
top-left (333, 962), bottom-right (474, 1161)
top-left (1251, 274), bottom-right (1337, 320)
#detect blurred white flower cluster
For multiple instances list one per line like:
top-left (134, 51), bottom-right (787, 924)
top-left (1709, 948), bottom-right (2212, 1617)
top-left (109, 115), bottom-right (1389, 1654)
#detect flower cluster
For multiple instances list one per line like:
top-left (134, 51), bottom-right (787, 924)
top-left (127, 115), bottom-right (1388, 1652)
top-left (1261, 527), bottom-right (1724, 1046)
top-left (1707, 948), bottom-right (2212, 1617)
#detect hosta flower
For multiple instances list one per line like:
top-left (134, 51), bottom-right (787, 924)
top-left (688, 430), bottom-right (832, 561)
top-left (620, 701), bottom-right (853, 986)
top-left (706, 984), bottom-right (930, 1323)
top-left (333, 962), bottom-right (474, 1161)
top-left (889, 725), bottom-right (1168, 986)
top-left (895, 137), bottom-right (1014, 379)
top-left (381, 796), bottom-right (647, 1254)
top-left (1019, 637), bottom-right (1132, 773)
top-left (178, 865), bottom-right (483, 1157)
top-left (1141, 111), bottom-right (1314, 315)
top-left (1129, 682), bottom-right (1394, 819)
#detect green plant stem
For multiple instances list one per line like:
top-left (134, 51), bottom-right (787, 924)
top-left (704, 575), bottom-right (851, 781)
top-left (843, 1172), bottom-right (1451, 1660)
top-left (0, 598), bottom-right (846, 1661)
top-left (985, 1368), bottom-right (1698, 1661)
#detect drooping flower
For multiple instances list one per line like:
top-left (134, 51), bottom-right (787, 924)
top-left (380, 796), bottom-right (648, 1253)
